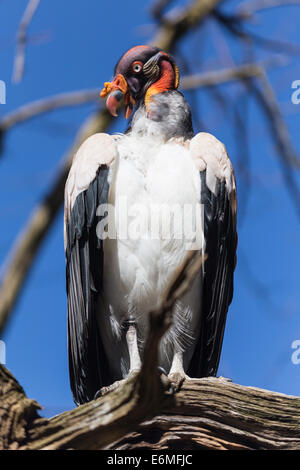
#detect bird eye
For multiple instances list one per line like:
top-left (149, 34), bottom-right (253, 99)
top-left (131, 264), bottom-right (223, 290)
top-left (132, 61), bottom-right (143, 74)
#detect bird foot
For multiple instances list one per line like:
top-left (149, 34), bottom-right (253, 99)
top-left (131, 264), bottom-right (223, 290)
top-left (94, 379), bottom-right (126, 399)
top-left (94, 367), bottom-right (176, 399)
top-left (168, 372), bottom-right (189, 392)
top-left (94, 370), bottom-right (140, 399)
top-left (157, 367), bottom-right (174, 395)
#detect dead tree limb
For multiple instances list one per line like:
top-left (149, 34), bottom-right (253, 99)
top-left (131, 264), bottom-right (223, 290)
top-left (1, 251), bottom-right (299, 450)
top-left (109, 378), bottom-right (300, 450)
top-left (1, 367), bottom-right (300, 450)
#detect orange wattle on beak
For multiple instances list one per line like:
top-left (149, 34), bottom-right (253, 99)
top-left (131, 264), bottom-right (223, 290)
top-left (100, 74), bottom-right (135, 119)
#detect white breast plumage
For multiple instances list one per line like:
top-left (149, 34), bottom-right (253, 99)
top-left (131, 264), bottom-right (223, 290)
top-left (101, 131), bottom-right (203, 375)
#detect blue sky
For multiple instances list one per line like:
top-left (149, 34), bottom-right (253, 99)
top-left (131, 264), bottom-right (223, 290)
top-left (0, 0), bottom-right (299, 417)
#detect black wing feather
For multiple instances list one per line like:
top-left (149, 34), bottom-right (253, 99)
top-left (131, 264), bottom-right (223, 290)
top-left (66, 166), bottom-right (111, 405)
top-left (187, 170), bottom-right (237, 378)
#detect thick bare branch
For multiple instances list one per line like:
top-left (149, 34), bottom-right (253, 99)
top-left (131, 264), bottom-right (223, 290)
top-left (12, 0), bottom-right (40, 83)
top-left (1, 365), bottom-right (300, 450)
top-left (110, 378), bottom-right (300, 450)
top-left (150, 0), bottom-right (223, 50)
top-left (1, 249), bottom-right (299, 450)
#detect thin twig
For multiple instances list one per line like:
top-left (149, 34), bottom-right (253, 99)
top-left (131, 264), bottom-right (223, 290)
top-left (256, 69), bottom-right (300, 170)
top-left (214, 9), bottom-right (300, 55)
top-left (12, 0), bottom-right (40, 83)
top-left (237, 0), bottom-right (300, 19)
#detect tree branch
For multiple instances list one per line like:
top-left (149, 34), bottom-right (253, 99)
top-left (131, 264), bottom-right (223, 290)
top-left (1, 250), bottom-right (299, 450)
top-left (179, 57), bottom-right (285, 89)
top-left (0, 89), bottom-right (100, 133)
top-left (110, 378), bottom-right (300, 450)
top-left (237, 0), bottom-right (300, 20)
top-left (2, 367), bottom-right (300, 450)
top-left (180, 62), bottom-right (300, 174)
top-left (150, 0), bottom-right (223, 50)
top-left (253, 70), bottom-right (300, 221)
top-left (12, 0), bottom-right (40, 83)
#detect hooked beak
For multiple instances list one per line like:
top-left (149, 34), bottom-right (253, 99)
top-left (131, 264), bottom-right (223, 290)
top-left (100, 74), bottom-right (135, 119)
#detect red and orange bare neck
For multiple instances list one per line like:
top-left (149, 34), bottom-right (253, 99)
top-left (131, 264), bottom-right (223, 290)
top-left (145, 59), bottom-right (179, 109)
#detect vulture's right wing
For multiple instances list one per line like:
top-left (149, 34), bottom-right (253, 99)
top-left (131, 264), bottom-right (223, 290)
top-left (64, 133), bottom-right (117, 405)
top-left (188, 132), bottom-right (237, 378)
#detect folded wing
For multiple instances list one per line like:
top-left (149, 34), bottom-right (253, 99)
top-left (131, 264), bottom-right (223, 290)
top-left (64, 134), bottom-right (117, 404)
top-left (188, 132), bottom-right (237, 377)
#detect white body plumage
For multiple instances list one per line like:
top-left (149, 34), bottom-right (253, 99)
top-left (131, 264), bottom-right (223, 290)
top-left (99, 119), bottom-right (203, 379)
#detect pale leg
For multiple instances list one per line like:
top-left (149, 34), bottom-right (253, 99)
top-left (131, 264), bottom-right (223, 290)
top-left (168, 350), bottom-right (189, 390)
top-left (126, 320), bottom-right (141, 373)
top-left (95, 318), bottom-right (141, 398)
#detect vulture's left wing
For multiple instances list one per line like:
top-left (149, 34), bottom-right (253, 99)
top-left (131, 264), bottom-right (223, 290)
top-left (188, 132), bottom-right (237, 378)
top-left (64, 133), bottom-right (117, 405)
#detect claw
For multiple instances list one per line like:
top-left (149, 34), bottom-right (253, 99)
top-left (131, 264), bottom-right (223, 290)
top-left (168, 372), bottom-right (187, 392)
top-left (157, 366), bottom-right (167, 376)
top-left (157, 366), bottom-right (174, 395)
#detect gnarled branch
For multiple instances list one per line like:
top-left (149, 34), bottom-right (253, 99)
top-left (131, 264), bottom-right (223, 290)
top-left (1, 250), bottom-right (299, 450)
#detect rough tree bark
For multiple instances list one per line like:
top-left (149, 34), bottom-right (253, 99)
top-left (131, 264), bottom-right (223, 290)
top-left (1, 365), bottom-right (300, 450)
top-left (1, 252), bottom-right (300, 451)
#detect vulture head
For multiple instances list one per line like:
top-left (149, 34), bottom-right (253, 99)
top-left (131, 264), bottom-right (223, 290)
top-left (100, 45), bottom-right (180, 118)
